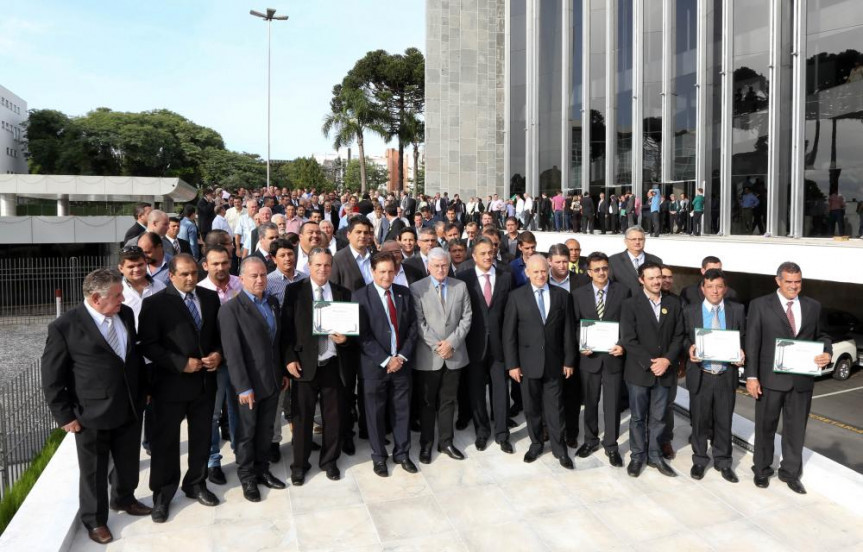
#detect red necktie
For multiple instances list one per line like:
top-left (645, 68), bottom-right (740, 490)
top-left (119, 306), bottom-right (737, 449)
top-left (483, 273), bottom-right (493, 307)
top-left (385, 289), bottom-right (400, 349)
top-left (786, 301), bottom-right (796, 335)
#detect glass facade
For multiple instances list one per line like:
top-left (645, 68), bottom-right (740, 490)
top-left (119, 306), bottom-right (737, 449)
top-left (506, 0), bottom-right (863, 237)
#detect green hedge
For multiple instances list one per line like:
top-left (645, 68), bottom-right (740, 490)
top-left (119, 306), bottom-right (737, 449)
top-left (0, 429), bottom-right (66, 535)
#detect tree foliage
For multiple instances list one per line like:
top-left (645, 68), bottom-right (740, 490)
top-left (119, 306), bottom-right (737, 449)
top-left (278, 156), bottom-right (333, 191)
top-left (343, 158), bottom-right (388, 193)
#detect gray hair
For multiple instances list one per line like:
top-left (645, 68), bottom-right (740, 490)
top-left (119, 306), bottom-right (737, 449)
top-left (776, 261), bottom-right (802, 277)
top-left (258, 221), bottom-right (279, 236)
top-left (624, 225), bottom-right (646, 239)
top-left (240, 256), bottom-right (267, 275)
top-left (526, 254), bottom-right (549, 270)
top-left (82, 268), bottom-right (122, 298)
top-left (428, 247), bottom-right (450, 264)
top-left (308, 247), bottom-right (333, 265)
top-left (147, 209), bottom-right (167, 225)
top-left (418, 227), bottom-right (437, 239)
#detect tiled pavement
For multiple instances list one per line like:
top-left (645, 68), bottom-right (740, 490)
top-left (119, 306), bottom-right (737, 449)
top-left (68, 411), bottom-right (863, 551)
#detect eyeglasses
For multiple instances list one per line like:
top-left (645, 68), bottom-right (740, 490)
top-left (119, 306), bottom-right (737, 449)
top-left (120, 245), bottom-right (143, 254)
top-left (589, 266), bottom-right (610, 272)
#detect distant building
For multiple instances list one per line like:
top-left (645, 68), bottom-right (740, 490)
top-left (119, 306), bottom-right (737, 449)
top-left (0, 85), bottom-right (27, 175)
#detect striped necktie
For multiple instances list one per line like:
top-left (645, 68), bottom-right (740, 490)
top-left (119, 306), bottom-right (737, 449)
top-left (103, 318), bottom-right (124, 358)
top-left (185, 293), bottom-right (203, 330)
top-left (596, 289), bottom-right (605, 320)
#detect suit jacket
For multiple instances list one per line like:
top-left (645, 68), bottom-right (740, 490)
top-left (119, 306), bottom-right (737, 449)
top-left (331, 246), bottom-right (369, 292)
top-left (581, 196), bottom-right (596, 217)
top-left (197, 198), bottom-right (215, 235)
top-left (459, 258), bottom-right (512, 274)
top-left (401, 261), bottom-right (425, 285)
top-left (501, 233), bottom-right (520, 259)
top-left (282, 279), bottom-right (352, 384)
top-left (166, 237), bottom-right (192, 256)
top-left (384, 217), bottom-right (407, 242)
top-left (410, 277), bottom-right (472, 371)
top-left (456, 267), bottom-right (512, 368)
top-left (219, 291), bottom-right (284, 400)
top-left (572, 282), bottom-right (631, 374)
top-left (683, 300), bottom-right (745, 393)
top-left (123, 222), bottom-right (146, 245)
top-left (503, 285), bottom-right (576, 379)
top-left (608, 251), bottom-right (664, 295)
top-left (620, 292), bottom-right (685, 387)
top-left (353, 283), bottom-right (418, 381)
top-left (41, 304), bottom-right (145, 430)
top-left (744, 294), bottom-right (832, 392)
top-left (403, 254), bottom-right (428, 276)
top-left (139, 285), bottom-right (221, 402)
top-left (250, 250), bottom-right (277, 274)
top-left (550, 273), bottom-right (590, 294)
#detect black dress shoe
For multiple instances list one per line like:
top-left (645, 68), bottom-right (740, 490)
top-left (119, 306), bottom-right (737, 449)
top-left (575, 443), bottom-right (600, 458)
top-left (258, 471), bottom-right (286, 489)
top-left (779, 475), bottom-right (807, 494)
top-left (559, 455), bottom-right (574, 470)
top-left (523, 446), bottom-right (542, 463)
top-left (507, 418), bottom-right (518, 429)
top-left (269, 443), bottom-right (281, 463)
top-left (475, 437), bottom-right (488, 451)
top-left (88, 525), bottom-right (113, 544)
top-left (690, 464), bottom-right (706, 480)
top-left (399, 458), bottom-right (419, 474)
top-left (455, 418), bottom-right (469, 431)
top-left (208, 466), bottom-right (227, 485)
top-left (419, 444), bottom-right (432, 464)
top-left (291, 472), bottom-right (306, 486)
top-left (754, 475), bottom-right (770, 488)
top-left (151, 502), bottom-right (169, 523)
top-left (660, 442), bottom-right (676, 460)
top-left (438, 444), bottom-right (465, 461)
top-left (242, 480), bottom-right (261, 503)
top-left (647, 459), bottom-right (678, 477)
top-left (326, 465), bottom-right (341, 481)
top-left (627, 460), bottom-right (644, 478)
top-left (718, 467), bottom-right (739, 483)
top-left (311, 441), bottom-right (322, 451)
top-left (373, 461), bottom-right (389, 477)
top-left (606, 451), bottom-right (624, 467)
top-left (342, 439), bottom-right (356, 456)
top-left (184, 486), bottom-right (220, 506)
top-left (110, 499), bottom-right (152, 516)
top-left (500, 440), bottom-right (515, 454)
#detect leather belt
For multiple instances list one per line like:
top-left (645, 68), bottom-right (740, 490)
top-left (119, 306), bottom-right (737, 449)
top-left (702, 367), bottom-right (727, 375)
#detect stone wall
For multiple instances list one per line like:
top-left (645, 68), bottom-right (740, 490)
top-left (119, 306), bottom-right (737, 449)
top-left (426, 0), bottom-right (505, 199)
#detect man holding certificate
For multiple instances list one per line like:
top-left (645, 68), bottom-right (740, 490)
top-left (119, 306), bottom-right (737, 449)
top-left (282, 248), bottom-right (352, 485)
top-left (682, 269), bottom-right (745, 483)
top-left (572, 252), bottom-right (630, 467)
top-left (745, 262), bottom-right (832, 494)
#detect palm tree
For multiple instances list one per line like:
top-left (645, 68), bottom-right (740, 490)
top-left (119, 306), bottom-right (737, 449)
top-left (322, 84), bottom-right (385, 193)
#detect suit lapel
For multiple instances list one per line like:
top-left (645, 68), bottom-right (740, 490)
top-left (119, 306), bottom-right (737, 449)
top-left (77, 306), bottom-right (116, 357)
top-left (238, 292), bottom-right (270, 336)
top-left (771, 295), bottom-right (795, 337)
top-left (165, 285), bottom-right (197, 330)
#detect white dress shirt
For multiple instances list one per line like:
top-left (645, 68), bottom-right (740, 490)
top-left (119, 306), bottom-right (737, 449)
top-left (84, 300), bottom-right (127, 360)
top-left (777, 291), bottom-right (802, 335)
top-left (312, 281), bottom-right (337, 361)
top-left (121, 277), bottom-right (166, 328)
top-left (530, 283), bottom-right (551, 320)
top-left (351, 245), bottom-right (373, 284)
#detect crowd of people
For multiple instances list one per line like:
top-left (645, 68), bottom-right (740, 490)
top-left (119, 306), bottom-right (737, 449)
top-left (41, 186), bottom-right (831, 545)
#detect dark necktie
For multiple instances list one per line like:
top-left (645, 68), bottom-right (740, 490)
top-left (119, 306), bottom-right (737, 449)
top-left (185, 293), bottom-right (202, 330)
top-left (316, 286), bottom-right (328, 357)
top-left (596, 289), bottom-right (605, 320)
top-left (173, 240), bottom-right (181, 255)
top-left (385, 289), bottom-right (400, 349)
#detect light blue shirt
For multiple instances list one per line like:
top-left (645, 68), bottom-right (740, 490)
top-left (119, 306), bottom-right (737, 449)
top-left (432, 278), bottom-right (447, 303)
top-left (83, 300), bottom-right (127, 360)
top-left (531, 283), bottom-right (551, 321)
top-left (178, 217), bottom-right (199, 258)
top-left (351, 246), bottom-right (373, 285)
top-left (650, 192), bottom-right (661, 212)
top-left (702, 300), bottom-right (727, 372)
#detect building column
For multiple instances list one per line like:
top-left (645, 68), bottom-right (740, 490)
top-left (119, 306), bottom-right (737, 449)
top-left (660, 0), bottom-right (673, 185)
top-left (527, 0), bottom-right (540, 198)
top-left (695, 0), bottom-right (709, 229)
top-left (581, 0), bottom-right (592, 195)
top-left (605, 0), bottom-right (617, 191)
top-left (57, 195), bottom-right (69, 217)
top-left (561, 0), bottom-right (573, 192)
top-left (789, 0), bottom-right (808, 238)
top-left (631, 0), bottom-right (643, 200)
top-left (719, 0), bottom-right (733, 235)
top-left (0, 194), bottom-right (16, 216)
top-left (765, 0), bottom-right (783, 236)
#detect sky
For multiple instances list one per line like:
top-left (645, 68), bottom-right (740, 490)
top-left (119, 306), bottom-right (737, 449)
top-left (1, 0), bottom-right (426, 160)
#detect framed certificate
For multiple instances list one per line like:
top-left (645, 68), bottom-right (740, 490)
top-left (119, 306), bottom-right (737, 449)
top-left (694, 328), bottom-right (742, 363)
top-left (313, 301), bottom-right (360, 336)
top-left (579, 320), bottom-right (620, 353)
top-left (773, 339), bottom-right (825, 376)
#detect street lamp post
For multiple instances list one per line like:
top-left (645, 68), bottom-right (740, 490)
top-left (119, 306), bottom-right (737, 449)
top-left (250, 8), bottom-right (288, 189)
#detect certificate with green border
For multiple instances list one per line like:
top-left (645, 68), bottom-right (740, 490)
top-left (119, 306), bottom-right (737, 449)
top-left (312, 301), bottom-right (360, 336)
top-left (579, 320), bottom-right (619, 353)
top-left (772, 339), bottom-right (824, 376)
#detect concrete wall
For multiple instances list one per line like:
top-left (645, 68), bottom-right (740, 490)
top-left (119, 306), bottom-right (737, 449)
top-left (0, 84), bottom-right (27, 175)
top-left (426, 0), bottom-right (505, 200)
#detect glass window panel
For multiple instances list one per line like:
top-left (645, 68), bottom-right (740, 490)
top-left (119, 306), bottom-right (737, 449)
top-left (539, 0), bottom-right (564, 198)
top-left (616, 0), bottom-right (634, 193)
top-left (589, 0), bottom-right (607, 200)
top-left (570, 0), bottom-right (584, 192)
top-left (672, 0), bottom-right (697, 183)
top-left (803, 0), bottom-right (863, 237)
top-left (643, 2), bottom-right (663, 188)
top-left (510, 0), bottom-right (527, 196)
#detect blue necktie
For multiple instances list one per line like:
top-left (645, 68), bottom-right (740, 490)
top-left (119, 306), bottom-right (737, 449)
top-left (185, 293), bottom-right (202, 330)
top-left (536, 288), bottom-right (547, 324)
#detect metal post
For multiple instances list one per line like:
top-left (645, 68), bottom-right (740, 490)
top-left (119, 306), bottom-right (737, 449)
top-left (267, 17), bottom-right (271, 190)
top-left (661, 0), bottom-right (673, 185)
top-left (695, 0), bottom-right (709, 231)
top-left (632, 0), bottom-right (643, 200)
top-left (606, 0), bottom-right (617, 193)
top-left (789, 0), bottom-right (807, 238)
top-left (720, 0), bottom-right (733, 235)
top-left (766, 0), bottom-right (782, 236)
top-left (581, 0), bottom-right (591, 195)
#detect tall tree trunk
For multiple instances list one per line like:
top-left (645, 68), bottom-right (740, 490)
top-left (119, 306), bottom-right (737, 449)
top-left (398, 141), bottom-right (404, 191)
top-left (412, 143), bottom-right (420, 191)
top-left (357, 130), bottom-right (367, 194)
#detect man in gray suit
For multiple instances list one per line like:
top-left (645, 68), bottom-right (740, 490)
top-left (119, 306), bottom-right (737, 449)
top-left (410, 248), bottom-right (473, 464)
top-left (219, 257), bottom-right (288, 502)
top-left (608, 226), bottom-right (663, 295)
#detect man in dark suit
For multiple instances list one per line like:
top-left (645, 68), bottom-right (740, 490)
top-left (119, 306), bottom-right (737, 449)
top-left (380, 240), bottom-right (424, 286)
top-left (249, 222), bottom-right (279, 274)
top-left (404, 227), bottom-right (437, 275)
top-left (139, 254), bottom-right (223, 522)
top-left (683, 269), bottom-right (745, 483)
top-left (167, 216), bottom-right (193, 256)
top-left (283, 247), bottom-right (352, 485)
top-left (503, 255), bottom-right (576, 469)
top-left (330, 216), bottom-right (374, 455)
top-left (745, 262), bottom-right (832, 494)
top-left (572, 252), bottom-right (630, 467)
top-left (681, 256), bottom-right (740, 305)
top-left (353, 253), bottom-right (419, 477)
top-left (509, 231), bottom-right (537, 288)
top-left (620, 261), bottom-right (685, 478)
top-left (123, 202), bottom-right (151, 245)
top-left (456, 238), bottom-right (514, 453)
top-left (41, 268), bottom-right (150, 544)
top-left (382, 203), bottom-right (407, 242)
top-left (608, 194), bottom-right (620, 233)
top-left (597, 193), bottom-right (608, 234)
top-left (609, 226), bottom-right (663, 295)
top-left (581, 193), bottom-right (596, 234)
top-left (197, 189), bottom-right (216, 238)
top-left (219, 257), bottom-right (288, 502)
